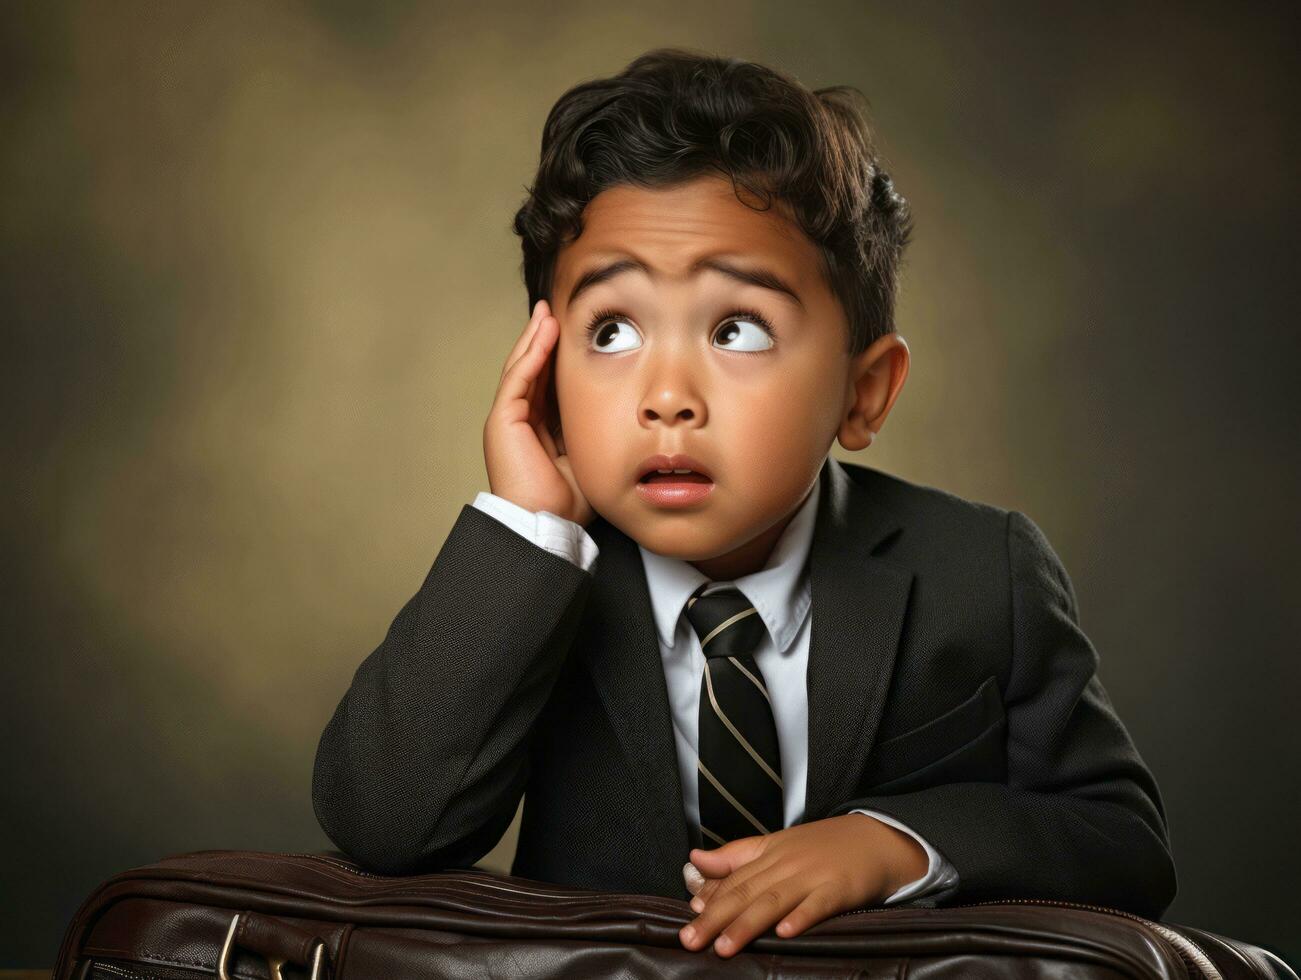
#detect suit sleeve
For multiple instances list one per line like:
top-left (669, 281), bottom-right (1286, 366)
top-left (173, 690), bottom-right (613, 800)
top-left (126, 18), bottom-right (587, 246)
top-left (827, 509), bottom-right (1177, 919)
top-left (470, 491), bottom-right (599, 572)
top-left (312, 502), bottom-right (596, 875)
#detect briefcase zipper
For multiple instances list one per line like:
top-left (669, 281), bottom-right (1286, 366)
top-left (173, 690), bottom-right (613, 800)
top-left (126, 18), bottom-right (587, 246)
top-left (89, 959), bottom-right (210, 980)
top-left (291, 852), bottom-right (388, 877)
top-left (970, 898), bottom-right (1222, 980)
top-left (291, 854), bottom-right (1221, 979)
top-left (288, 852), bottom-right (690, 908)
top-left (835, 897), bottom-right (1222, 980)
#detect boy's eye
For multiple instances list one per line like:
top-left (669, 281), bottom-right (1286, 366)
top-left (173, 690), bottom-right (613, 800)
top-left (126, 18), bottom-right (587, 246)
top-left (588, 317), bottom-right (643, 353)
top-left (713, 317), bottom-right (774, 352)
top-left (584, 309), bottom-right (776, 354)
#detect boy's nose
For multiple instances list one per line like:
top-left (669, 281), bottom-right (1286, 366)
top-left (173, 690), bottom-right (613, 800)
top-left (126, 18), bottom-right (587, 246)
top-left (640, 387), bottom-right (706, 427)
top-left (642, 403), bottom-right (698, 424)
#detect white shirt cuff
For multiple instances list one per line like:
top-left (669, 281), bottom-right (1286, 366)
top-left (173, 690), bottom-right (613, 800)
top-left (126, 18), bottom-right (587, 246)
top-left (471, 492), bottom-right (599, 574)
top-left (851, 808), bottom-right (960, 904)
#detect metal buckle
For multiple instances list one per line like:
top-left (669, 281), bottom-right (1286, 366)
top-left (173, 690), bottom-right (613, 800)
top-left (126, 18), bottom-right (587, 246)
top-left (217, 912), bottom-right (328, 980)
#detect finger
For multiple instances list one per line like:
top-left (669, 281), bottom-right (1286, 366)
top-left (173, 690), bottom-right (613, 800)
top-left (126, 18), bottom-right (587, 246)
top-left (688, 837), bottom-right (765, 879)
top-left (501, 300), bottom-right (544, 383)
top-left (775, 883), bottom-right (844, 939)
top-left (680, 864), bottom-right (783, 952)
top-left (525, 317), bottom-right (558, 423)
top-left (691, 843), bottom-right (782, 914)
top-left (690, 868), bottom-right (735, 912)
top-left (713, 875), bottom-right (807, 959)
top-left (535, 417), bottom-right (559, 459)
top-left (683, 862), bottom-right (706, 897)
top-left (499, 300), bottom-right (548, 386)
top-left (501, 310), bottom-right (549, 395)
top-left (689, 881), bottom-right (710, 913)
top-left (518, 316), bottom-right (556, 407)
top-left (693, 849), bottom-right (782, 918)
top-left (496, 315), bottom-right (556, 414)
top-left (690, 891), bottom-right (707, 913)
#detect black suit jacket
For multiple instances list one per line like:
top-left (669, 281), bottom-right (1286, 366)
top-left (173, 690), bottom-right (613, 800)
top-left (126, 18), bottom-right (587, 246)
top-left (312, 455), bottom-right (1177, 918)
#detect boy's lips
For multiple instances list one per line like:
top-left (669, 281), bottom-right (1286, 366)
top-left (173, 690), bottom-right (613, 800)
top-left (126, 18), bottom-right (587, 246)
top-left (634, 452), bottom-right (715, 508)
top-left (635, 452), bottom-right (714, 483)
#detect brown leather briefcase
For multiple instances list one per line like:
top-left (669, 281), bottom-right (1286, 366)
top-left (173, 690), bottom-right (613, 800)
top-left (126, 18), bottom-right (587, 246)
top-left (54, 849), bottom-right (1295, 979)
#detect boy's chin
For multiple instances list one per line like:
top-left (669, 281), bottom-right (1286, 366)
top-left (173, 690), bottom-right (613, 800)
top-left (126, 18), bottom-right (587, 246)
top-left (624, 522), bottom-right (735, 562)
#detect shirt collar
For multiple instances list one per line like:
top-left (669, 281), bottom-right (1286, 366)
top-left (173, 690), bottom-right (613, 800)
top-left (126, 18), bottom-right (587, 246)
top-left (637, 467), bottom-right (821, 653)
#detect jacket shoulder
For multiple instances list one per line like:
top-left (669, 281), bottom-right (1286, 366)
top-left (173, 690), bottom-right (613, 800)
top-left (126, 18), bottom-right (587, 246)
top-left (836, 458), bottom-right (1011, 539)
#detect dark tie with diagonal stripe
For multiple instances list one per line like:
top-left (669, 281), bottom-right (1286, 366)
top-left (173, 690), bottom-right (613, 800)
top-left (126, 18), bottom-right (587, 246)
top-left (684, 583), bottom-right (784, 849)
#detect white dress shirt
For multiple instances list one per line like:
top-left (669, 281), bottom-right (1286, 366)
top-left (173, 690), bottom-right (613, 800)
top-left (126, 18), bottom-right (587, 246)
top-left (471, 471), bottom-right (959, 904)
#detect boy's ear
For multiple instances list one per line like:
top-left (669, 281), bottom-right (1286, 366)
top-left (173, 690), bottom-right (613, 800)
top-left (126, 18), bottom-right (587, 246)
top-left (837, 333), bottom-right (909, 451)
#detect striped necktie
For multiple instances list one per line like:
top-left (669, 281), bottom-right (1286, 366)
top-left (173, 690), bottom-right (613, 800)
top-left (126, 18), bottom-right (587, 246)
top-left (684, 583), bottom-right (784, 848)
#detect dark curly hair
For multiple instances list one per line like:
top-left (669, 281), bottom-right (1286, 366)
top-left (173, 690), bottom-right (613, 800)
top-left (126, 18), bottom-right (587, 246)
top-left (511, 47), bottom-right (913, 356)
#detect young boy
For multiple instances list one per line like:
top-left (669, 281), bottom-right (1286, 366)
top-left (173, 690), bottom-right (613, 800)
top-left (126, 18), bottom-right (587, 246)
top-left (312, 48), bottom-right (1176, 959)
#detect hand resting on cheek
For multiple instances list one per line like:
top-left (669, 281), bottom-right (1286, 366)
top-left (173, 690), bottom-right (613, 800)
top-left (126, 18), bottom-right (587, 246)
top-left (483, 298), bottom-right (594, 527)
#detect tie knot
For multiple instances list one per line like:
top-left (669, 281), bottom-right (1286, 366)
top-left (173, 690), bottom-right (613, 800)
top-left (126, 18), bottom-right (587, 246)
top-left (683, 584), bottom-right (766, 659)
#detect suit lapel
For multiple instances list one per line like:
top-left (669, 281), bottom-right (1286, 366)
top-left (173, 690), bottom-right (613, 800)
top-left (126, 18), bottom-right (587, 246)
top-left (802, 455), bottom-right (913, 823)
top-left (578, 518), bottom-right (693, 878)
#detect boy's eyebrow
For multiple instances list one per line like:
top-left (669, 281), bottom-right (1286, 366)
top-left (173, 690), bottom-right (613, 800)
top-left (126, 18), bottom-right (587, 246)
top-left (566, 254), bottom-right (805, 311)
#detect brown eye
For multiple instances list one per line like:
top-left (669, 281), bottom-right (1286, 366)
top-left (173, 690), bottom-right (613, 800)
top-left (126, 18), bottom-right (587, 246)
top-left (713, 317), bottom-right (774, 352)
top-left (588, 317), bottom-right (642, 352)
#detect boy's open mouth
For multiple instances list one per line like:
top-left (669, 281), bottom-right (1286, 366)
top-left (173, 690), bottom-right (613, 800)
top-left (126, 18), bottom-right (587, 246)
top-left (635, 468), bottom-right (715, 508)
top-left (634, 452), bottom-right (714, 484)
top-left (639, 470), bottom-right (712, 484)
top-left (634, 453), bottom-right (716, 506)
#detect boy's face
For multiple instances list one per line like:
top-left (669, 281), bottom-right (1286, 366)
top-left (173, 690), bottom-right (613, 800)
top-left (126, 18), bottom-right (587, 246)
top-left (548, 174), bottom-right (902, 576)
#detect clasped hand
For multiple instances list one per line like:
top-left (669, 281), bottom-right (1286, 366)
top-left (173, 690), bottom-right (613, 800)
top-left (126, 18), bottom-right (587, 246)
top-left (678, 812), bottom-right (928, 958)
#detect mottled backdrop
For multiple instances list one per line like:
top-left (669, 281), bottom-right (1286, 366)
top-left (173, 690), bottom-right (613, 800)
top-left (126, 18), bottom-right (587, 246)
top-left (3, 0), bottom-right (1297, 968)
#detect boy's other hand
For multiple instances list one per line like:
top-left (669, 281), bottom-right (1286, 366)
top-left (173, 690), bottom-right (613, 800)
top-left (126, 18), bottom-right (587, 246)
top-left (678, 813), bottom-right (928, 958)
top-left (483, 299), bottom-right (594, 527)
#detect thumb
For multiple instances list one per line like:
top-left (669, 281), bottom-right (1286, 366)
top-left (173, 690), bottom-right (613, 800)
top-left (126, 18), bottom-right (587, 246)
top-left (688, 836), bottom-right (764, 877)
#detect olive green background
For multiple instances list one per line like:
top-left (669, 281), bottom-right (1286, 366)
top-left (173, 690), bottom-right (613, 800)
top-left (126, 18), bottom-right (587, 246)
top-left (3, 0), bottom-right (1297, 968)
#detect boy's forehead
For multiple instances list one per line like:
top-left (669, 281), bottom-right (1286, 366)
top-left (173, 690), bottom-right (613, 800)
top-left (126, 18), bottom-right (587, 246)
top-left (553, 177), bottom-right (821, 306)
